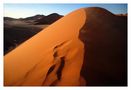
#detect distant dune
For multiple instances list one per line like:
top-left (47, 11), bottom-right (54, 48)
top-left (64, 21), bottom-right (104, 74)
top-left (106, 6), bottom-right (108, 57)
top-left (4, 7), bottom-right (127, 86)
top-left (4, 13), bottom-right (63, 54)
top-left (4, 19), bottom-right (47, 54)
top-left (22, 15), bottom-right (45, 21)
top-left (35, 13), bottom-right (63, 24)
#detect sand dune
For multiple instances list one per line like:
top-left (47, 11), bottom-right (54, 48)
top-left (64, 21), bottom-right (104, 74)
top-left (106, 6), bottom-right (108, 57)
top-left (4, 7), bottom-right (127, 86)
top-left (35, 13), bottom-right (63, 24)
top-left (4, 8), bottom-right (86, 86)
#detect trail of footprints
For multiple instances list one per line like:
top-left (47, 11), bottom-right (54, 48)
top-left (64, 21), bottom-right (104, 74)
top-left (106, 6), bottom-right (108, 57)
top-left (43, 41), bottom-right (68, 85)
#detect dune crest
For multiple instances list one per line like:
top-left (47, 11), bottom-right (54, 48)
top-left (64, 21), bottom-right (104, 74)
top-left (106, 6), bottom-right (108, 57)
top-left (4, 8), bottom-right (86, 86)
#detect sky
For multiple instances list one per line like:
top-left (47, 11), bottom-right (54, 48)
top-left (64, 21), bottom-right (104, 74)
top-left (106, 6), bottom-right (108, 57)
top-left (4, 4), bottom-right (127, 18)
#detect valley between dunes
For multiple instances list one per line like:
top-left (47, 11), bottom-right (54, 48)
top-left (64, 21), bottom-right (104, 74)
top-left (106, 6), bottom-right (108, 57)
top-left (4, 7), bottom-right (127, 86)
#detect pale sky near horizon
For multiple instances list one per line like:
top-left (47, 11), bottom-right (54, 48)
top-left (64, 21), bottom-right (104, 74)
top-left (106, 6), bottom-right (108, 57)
top-left (4, 4), bottom-right (127, 18)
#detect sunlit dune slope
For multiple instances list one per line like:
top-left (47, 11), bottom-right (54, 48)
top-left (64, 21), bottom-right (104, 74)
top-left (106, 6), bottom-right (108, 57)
top-left (4, 7), bottom-right (127, 86)
top-left (4, 8), bottom-right (86, 86)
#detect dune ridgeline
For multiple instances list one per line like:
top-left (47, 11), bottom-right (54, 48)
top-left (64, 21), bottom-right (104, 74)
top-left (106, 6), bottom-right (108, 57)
top-left (4, 7), bottom-right (127, 86)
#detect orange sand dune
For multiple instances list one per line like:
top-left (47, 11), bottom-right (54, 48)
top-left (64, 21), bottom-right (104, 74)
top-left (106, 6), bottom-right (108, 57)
top-left (4, 7), bottom-right (127, 86)
top-left (4, 8), bottom-right (86, 86)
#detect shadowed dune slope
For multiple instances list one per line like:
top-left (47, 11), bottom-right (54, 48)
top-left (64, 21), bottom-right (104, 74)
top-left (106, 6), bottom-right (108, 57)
top-left (4, 7), bottom-right (127, 86)
top-left (79, 7), bottom-right (127, 86)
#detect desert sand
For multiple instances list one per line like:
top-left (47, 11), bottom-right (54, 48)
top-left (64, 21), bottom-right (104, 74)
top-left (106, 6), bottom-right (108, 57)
top-left (4, 8), bottom-right (86, 86)
top-left (4, 7), bottom-right (127, 86)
